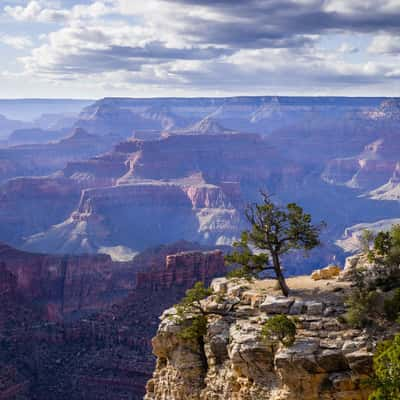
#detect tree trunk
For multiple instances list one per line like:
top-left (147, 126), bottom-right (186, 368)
top-left (271, 252), bottom-right (290, 297)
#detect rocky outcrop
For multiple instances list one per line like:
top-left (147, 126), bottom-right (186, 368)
top-left (136, 250), bottom-right (225, 290)
top-left (146, 276), bottom-right (376, 400)
top-left (165, 117), bottom-right (236, 136)
top-left (321, 135), bottom-right (400, 191)
top-left (311, 265), bottom-right (341, 280)
top-left (0, 242), bottom-right (137, 320)
top-left (336, 218), bottom-right (400, 254)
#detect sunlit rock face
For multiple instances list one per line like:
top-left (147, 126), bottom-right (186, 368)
top-left (146, 275), bottom-right (376, 400)
top-left (21, 132), bottom-right (285, 255)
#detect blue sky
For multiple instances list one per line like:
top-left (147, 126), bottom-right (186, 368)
top-left (0, 0), bottom-right (400, 98)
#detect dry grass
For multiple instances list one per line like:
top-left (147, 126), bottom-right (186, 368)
top-left (252, 275), bottom-right (351, 302)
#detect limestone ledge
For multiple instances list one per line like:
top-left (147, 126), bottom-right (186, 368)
top-left (145, 276), bottom-right (375, 400)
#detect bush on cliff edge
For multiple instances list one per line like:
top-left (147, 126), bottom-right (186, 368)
top-left (369, 333), bottom-right (400, 400)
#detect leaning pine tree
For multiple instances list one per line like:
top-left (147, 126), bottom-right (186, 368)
top-left (226, 192), bottom-right (325, 296)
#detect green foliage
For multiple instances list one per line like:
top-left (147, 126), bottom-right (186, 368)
top-left (245, 195), bottom-right (324, 255)
top-left (225, 232), bottom-right (269, 280)
top-left (360, 229), bottom-right (375, 254)
top-left (369, 334), bottom-right (400, 400)
top-left (372, 225), bottom-right (400, 266)
top-left (225, 191), bottom-right (324, 296)
top-left (261, 314), bottom-right (297, 347)
top-left (345, 270), bottom-right (378, 328)
top-left (176, 281), bottom-right (213, 312)
top-left (178, 315), bottom-right (208, 341)
top-left (384, 288), bottom-right (400, 321)
top-left (174, 282), bottom-right (213, 340)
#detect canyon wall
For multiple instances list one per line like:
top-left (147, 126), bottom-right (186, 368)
top-left (0, 244), bottom-right (226, 400)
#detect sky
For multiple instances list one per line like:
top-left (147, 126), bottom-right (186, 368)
top-left (0, 0), bottom-right (400, 98)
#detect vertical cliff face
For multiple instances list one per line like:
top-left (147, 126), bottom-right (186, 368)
top-left (135, 250), bottom-right (225, 290)
top-left (0, 243), bottom-right (227, 400)
top-left (146, 276), bottom-right (377, 400)
top-left (0, 242), bottom-right (137, 321)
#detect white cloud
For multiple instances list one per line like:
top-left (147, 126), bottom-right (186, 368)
top-left (0, 34), bottom-right (33, 49)
top-left (337, 43), bottom-right (359, 54)
top-left (4, 0), bottom-right (116, 23)
top-left (2, 0), bottom-right (400, 96)
top-left (369, 34), bottom-right (400, 54)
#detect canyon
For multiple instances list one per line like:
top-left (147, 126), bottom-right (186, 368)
top-left (0, 97), bottom-right (399, 269)
top-left (0, 241), bottom-right (226, 399)
top-left (1, 96), bottom-right (400, 399)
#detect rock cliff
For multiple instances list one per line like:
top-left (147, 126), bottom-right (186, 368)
top-left (0, 242), bottom-right (137, 321)
top-left (0, 243), bottom-right (226, 400)
top-left (146, 276), bottom-right (378, 400)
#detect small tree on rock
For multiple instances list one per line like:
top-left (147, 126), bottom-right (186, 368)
top-left (261, 314), bottom-right (297, 347)
top-left (226, 192), bottom-right (324, 296)
top-left (369, 334), bottom-right (400, 400)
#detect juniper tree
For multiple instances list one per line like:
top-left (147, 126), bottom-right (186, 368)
top-left (226, 192), bottom-right (325, 296)
top-left (174, 282), bottom-right (239, 370)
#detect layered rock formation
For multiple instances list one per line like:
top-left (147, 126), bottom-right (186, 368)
top-left (322, 133), bottom-right (400, 191)
top-left (7, 128), bottom-right (67, 145)
top-left (22, 133), bottom-right (284, 255)
top-left (1, 96), bottom-right (400, 271)
top-left (146, 276), bottom-right (376, 400)
top-left (0, 242), bottom-right (137, 321)
top-left (0, 176), bottom-right (82, 246)
top-left (165, 116), bottom-right (236, 136)
top-left (0, 243), bottom-right (226, 400)
top-left (0, 128), bottom-right (120, 183)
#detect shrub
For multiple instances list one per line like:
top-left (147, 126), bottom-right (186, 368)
top-left (345, 289), bottom-right (378, 328)
top-left (360, 229), bottom-right (375, 253)
top-left (174, 281), bottom-right (213, 341)
top-left (345, 270), bottom-right (378, 328)
top-left (384, 288), bottom-right (400, 321)
top-left (261, 314), bottom-right (297, 347)
top-left (369, 334), bottom-right (400, 400)
top-left (226, 266), bottom-right (254, 281)
top-left (372, 225), bottom-right (400, 267)
top-left (178, 315), bottom-right (208, 341)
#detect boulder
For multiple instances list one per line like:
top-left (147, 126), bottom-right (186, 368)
top-left (311, 265), bottom-right (341, 280)
top-left (306, 301), bottom-right (325, 315)
top-left (259, 296), bottom-right (294, 314)
top-left (289, 300), bottom-right (306, 315)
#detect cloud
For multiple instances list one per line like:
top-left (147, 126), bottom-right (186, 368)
top-left (21, 22), bottom-right (233, 77)
top-left (0, 34), bottom-right (33, 49)
top-left (3, 0), bottom-right (400, 96)
top-left (369, 34), bottom-right (400, 54)
top-left (4, 1), bottom-right (69, 22)
top-left (337, 43), bottom-right (359, 54)
top-left (4, 0), bottom-right (115, 23)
